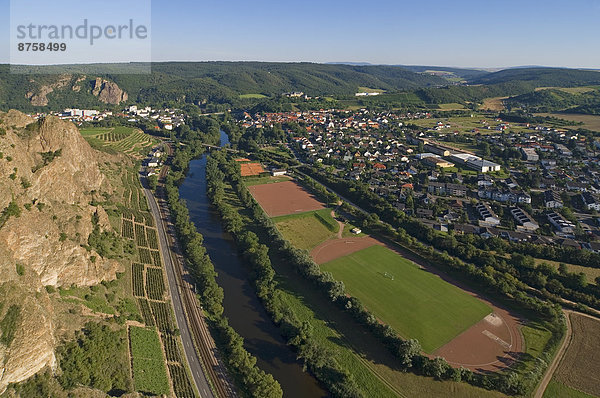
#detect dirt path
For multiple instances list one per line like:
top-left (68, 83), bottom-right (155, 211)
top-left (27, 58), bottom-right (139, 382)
top-left (333, 210), bottom-right (344, 239)
top-left (534, 309), bottom-right (573, 398)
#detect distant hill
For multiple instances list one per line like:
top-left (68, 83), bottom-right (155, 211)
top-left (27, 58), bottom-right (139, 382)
top-left (0, 62), bottom-right (450, 110)
top-left (473, 68), bottom-right (600, 87)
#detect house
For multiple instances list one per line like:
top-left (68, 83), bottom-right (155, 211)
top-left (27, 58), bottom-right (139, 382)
top-left (544, 190), bottom-right (563, 209)
top-left (475, 202), bottom-right (500, 226)
top-left (453, 223), bottom-right (480, 235)
top-left (547, 212), bottom-right (576, 235)
top-left (520, 147), bottom-right (539, 162)
top-left (510, 206), bottom-right (539, 232)
top-left (582, 192), bottom-right (600, 211)
top-left (351, 228), bottom-right (362, 235)
top-left (428, 182), bottom-right (467, 197)
top-left (416, 208), bottom-right (434, 218)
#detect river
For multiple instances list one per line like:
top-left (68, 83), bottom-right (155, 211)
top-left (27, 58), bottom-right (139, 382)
top-left (178, 131), bottom-right (326, 398)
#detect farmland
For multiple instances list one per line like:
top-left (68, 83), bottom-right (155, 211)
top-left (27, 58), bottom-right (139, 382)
top-left (554, 313), bottom-right (600, 396)
top-left (536, 112), bottom-right (600, 132)
top-left (321, 245), bottom-right (491, 352)
top-left (543, 380), bottom-right (596, 398)
top-left (129, 326), bottom-right (170, 395)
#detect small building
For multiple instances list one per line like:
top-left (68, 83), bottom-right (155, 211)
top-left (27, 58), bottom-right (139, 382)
top-left (476, 202), bottom-right (500, 226)
top-left (544, 190), bottom-right (563, 209)
top-left (271, 169), bottom-right (287, 177)
top-left (351, 227), bottom-right (362, 235)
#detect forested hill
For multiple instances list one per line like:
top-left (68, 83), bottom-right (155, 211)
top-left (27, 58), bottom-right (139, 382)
top-left (3, 62), bottom-right (600, 111)
top-left (473, 67), bottom-right (600, 87)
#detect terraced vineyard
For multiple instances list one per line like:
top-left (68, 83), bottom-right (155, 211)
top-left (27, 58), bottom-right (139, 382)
top-left (118, 167), bottom-right (197, 397)
top-left (79, 126), bottom-right (157, 157)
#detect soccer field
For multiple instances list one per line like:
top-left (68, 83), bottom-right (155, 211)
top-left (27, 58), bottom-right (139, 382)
top-left (321, 245), bottom-right (491, 353)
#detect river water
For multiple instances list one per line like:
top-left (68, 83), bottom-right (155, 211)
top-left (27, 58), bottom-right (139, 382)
top-left (178, 131), bottom-right (326, 398)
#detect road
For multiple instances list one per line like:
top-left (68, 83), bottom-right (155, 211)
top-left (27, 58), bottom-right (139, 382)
top-left (534, 310), bottom-right (573, 398)
top-left (142, 182), bottom-right (216, 398)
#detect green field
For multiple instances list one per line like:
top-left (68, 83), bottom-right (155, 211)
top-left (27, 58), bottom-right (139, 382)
top-left (243, 175), bottom-right (291, 186)
top-left (239, 93), bottom-right (268, 99)
top-left (321, 245), bottom-right (491, 352)
top-left (129, 326), bottom-right (170, 395)
top-left (274, 209), bottom-right (338, 250)
top-left (543, 380), bottom-right (596, 398)
top-left (536, 112), bottom-right (600, 132)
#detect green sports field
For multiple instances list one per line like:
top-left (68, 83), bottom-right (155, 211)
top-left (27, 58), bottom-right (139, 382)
top-left (321, 245), bottom-right (491, 352)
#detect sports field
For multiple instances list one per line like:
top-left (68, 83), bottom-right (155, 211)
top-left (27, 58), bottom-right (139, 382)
top-left (321, 245), bottom-right (491, 353)
top-left (248, 180), bottom-right (325, 217)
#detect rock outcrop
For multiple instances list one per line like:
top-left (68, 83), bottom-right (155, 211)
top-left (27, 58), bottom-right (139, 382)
top-left (92, 78), bottom-right (128, 104)
top-left (0, 111), bottom-right (122, 392)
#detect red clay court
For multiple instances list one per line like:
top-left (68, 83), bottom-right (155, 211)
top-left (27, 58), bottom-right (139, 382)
top-left (240, 162), bottom-right (266, 177)
top-left (248, 180), bottom-right (325, 217)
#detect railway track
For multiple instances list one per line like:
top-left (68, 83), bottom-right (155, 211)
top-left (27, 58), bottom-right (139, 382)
top-left (154, 189), bottom-right (235, 398)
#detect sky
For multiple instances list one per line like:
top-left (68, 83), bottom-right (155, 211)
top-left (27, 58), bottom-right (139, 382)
top-left (2, 0), bottom-right (600, 69)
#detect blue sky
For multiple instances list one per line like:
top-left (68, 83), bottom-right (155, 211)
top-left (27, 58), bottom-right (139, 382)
top-left (2, 0), bottom-right (600, 68)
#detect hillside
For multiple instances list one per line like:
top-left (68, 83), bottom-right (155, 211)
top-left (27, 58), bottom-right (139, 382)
top-left (0, 63), bottom-right (448, 111)
top-left (0, 112), bottom-right (123, 393)
top-left (473, 67), bottom-right (600, 87)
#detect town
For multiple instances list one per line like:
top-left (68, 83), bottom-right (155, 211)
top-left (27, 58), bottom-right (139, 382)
top-left (240, 108), bottom-right (600, 253)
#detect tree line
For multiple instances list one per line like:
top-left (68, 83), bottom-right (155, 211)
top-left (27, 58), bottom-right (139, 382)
top-left (162, 145), bottom-right (283, 398)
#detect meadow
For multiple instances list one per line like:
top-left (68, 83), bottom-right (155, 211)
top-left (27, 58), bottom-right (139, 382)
top-left (273, 209), bottom-right (338, 250)
top-left (321, 245), bottom-right (491, 352)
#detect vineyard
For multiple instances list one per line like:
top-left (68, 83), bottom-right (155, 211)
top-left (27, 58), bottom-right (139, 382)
top-left (118, 160), bottom-right (197, 397)
top-left (151, 250), bottom-right (162, 267)
top-left (147, 228), bottom-right (159, 249)
top-left (132, 263), bottom-right (145, 297)
top-left (137, 298), bottom-right (155, 326)
top-left (146, 267), bottom-right (166, 300)
top-left (80, 127), bottom-right (157, 157)
top-left (135, 223), bottom-right (148, 247)
top-left (138, 247), bottom-right (152, 264)
top-left (122, 219), bottom-right (134, 239)
top-left (150, 301), bottom-right (174, 333)
top-left (168, 364), bottom-right (197, 398)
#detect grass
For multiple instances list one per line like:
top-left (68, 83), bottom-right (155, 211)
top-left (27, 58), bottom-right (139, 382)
top-left (543, 380), bottom-right (596, 398)
top-left (357, 87), bottom-right (386, 93)
top-left (438, 103), bottom-right (466, 110)
top-left (243, 175), bottom-right (291, 186)
top-left (220, 175), bottom-right (506, 398)
top-left (274, 211), bottom-right (336, 250)
top-left (534, 258), bottom-right (599, 285)
top-left (321, 245), bottom-right (492, 353)
top-left (274, 249), bottom-right (505, 398)
top-left (129, 326), bottom-right (170, 395)
top-left (0, 305), bottom-right (21, 346)
top-left (239, 93), bottom-right (267, 99)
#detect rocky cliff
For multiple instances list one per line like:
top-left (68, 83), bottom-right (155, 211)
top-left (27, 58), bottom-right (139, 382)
top-left (0, 111), bottom-right (122, 393)
top-left (92, 78), bottom-right (128, 104)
